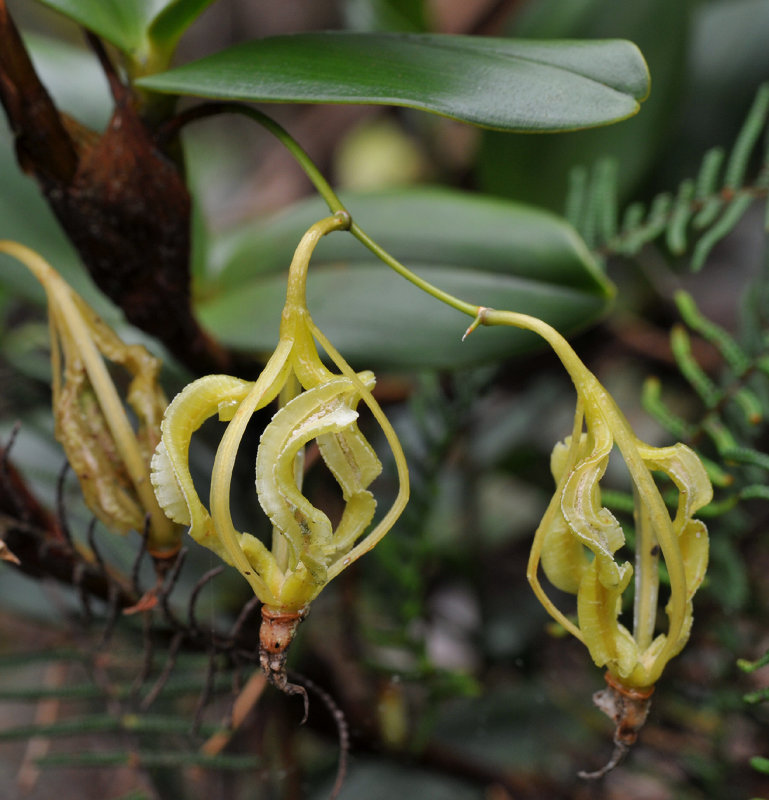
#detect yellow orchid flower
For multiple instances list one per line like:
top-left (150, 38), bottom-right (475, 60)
top-left (151, 212), bottom-right (409, 693)
top-left (0, 241), bottom-right (180, 558)
top-left (466, 306), bottom-right (712, 775)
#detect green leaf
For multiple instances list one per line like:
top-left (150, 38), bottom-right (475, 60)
top-left (343, 0), bottom-right (429, 32)
top-left (34, 0), bottom-right (166, 54)
top-left (147, 0), bottom-right (219, 58)
top-left (0, 132), bottom-right (103, 307)
top-left (750, 756), bottom-right (769, 774)
top-left (138, 33), bottom-right (649, 131)
top-left (196, 188), bottom-right (613, 370)
top-left (20, 33), bottom-right (113, 129)
top-left (477, 0), bottom-right (690, 208)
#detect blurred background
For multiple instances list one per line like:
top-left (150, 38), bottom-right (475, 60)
top-left (2, 1), bottom-right (769, 798)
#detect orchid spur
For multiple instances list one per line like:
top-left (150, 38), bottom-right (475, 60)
top-left (465, 305), bottom-right (712, 775)
top-left (151, 212), bottom-right (409, 697)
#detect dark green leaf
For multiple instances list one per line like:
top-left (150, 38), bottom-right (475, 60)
top-left (343, 0), bottom-right (429, 32)
top-left (138, 33), bottom-right (649, 131)
top-left (197, 188), bottom-right (613, 370)
top-left (477, 0), bottom-right (689, 208)
top-left (34, 0), bottom-right (163, 53)
top-left (147, 0), bottom-right (219, 56)
top-left (20, 33), bottom-right (113, 129)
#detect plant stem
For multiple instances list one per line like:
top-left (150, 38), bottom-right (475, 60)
top-left (163, 103), bottom-right (479, 319)
top-left (283, 213), bottom-right (351, 311)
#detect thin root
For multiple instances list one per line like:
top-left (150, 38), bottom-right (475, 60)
top-left (578, 741), bottom-right (629, 780)
top-left (578, 672), bottom-right (654, 780)
top-left (287, 671), bottom-right (350, 800)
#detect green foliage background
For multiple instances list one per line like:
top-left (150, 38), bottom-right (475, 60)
top-left (2, 1), bottom-right (769, 799)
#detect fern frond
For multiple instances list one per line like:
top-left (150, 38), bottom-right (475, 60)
top-left (738, 648), bottom-right (769, 673)
top-left (697, 453), bottom-right (735, 489)
top-left (593, 159), bottom-right (619, 245)
top-left (565, 164), bottom-right (588, 231)
top-left (739, 484), bottom-right (769, 501)
top-left (702, 416), bottom-right (740, 454)
top-left (744, 691), bottom-right (769, 707)
top-left (674, 291), bottom-right (752, 374)
top-left (724, 83), bottom-right (769, 190)
top-left (566, 83), bottom-right (769, 270)
top-left (641, 376), bottom-right (697, 439)
top-left (35, 750), bottom-right (262, 770)
top-left (670, 325), bottom-right (722, 407)
top-left (694, 147), bottom-right (725, 200)
top-left (732, 387), bottom-right (763, 425)
top-left (0, 713), bottom-right (222, 741)
top-left (666, 179), bottom-right (695, 255)
top-left (691, 193), bottom-right (754, 271)
top-left (721, 446), bottom-right (769, 471)
top-left (645, 287), bottom-right (769, 523)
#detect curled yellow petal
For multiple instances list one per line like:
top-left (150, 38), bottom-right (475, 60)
top-left (150, 214), bottom-right (407, 693)
top-left (539, 434), bottom-right (590, 594)
top-left (310, 320), bottom-right (409, 581)
top-left (256, 377), bottom-right (363, 583)
top-left (561, 417), bottom-right (629, 590)
top-left (577, 558), bottom-right (636, 677)
top-left (151, 373), bottom-right (252, 555)
top-left (540, 513), bottom-right (588, 595)
top-left (317, 372), bottom-right (382, 556)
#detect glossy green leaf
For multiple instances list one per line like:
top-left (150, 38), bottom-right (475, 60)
top-left (138, 33), bottom-right (649, 131)
top-left (196, 188), bottom-right (613, 370)
top-left (147, 0), bottom-right (219, 56)
top-left (343, 0), bottom-right (428, 32)
top-left (477, 0), bottom-right (690, 208)
top-left (34, 0), bottom-right (165, 54)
